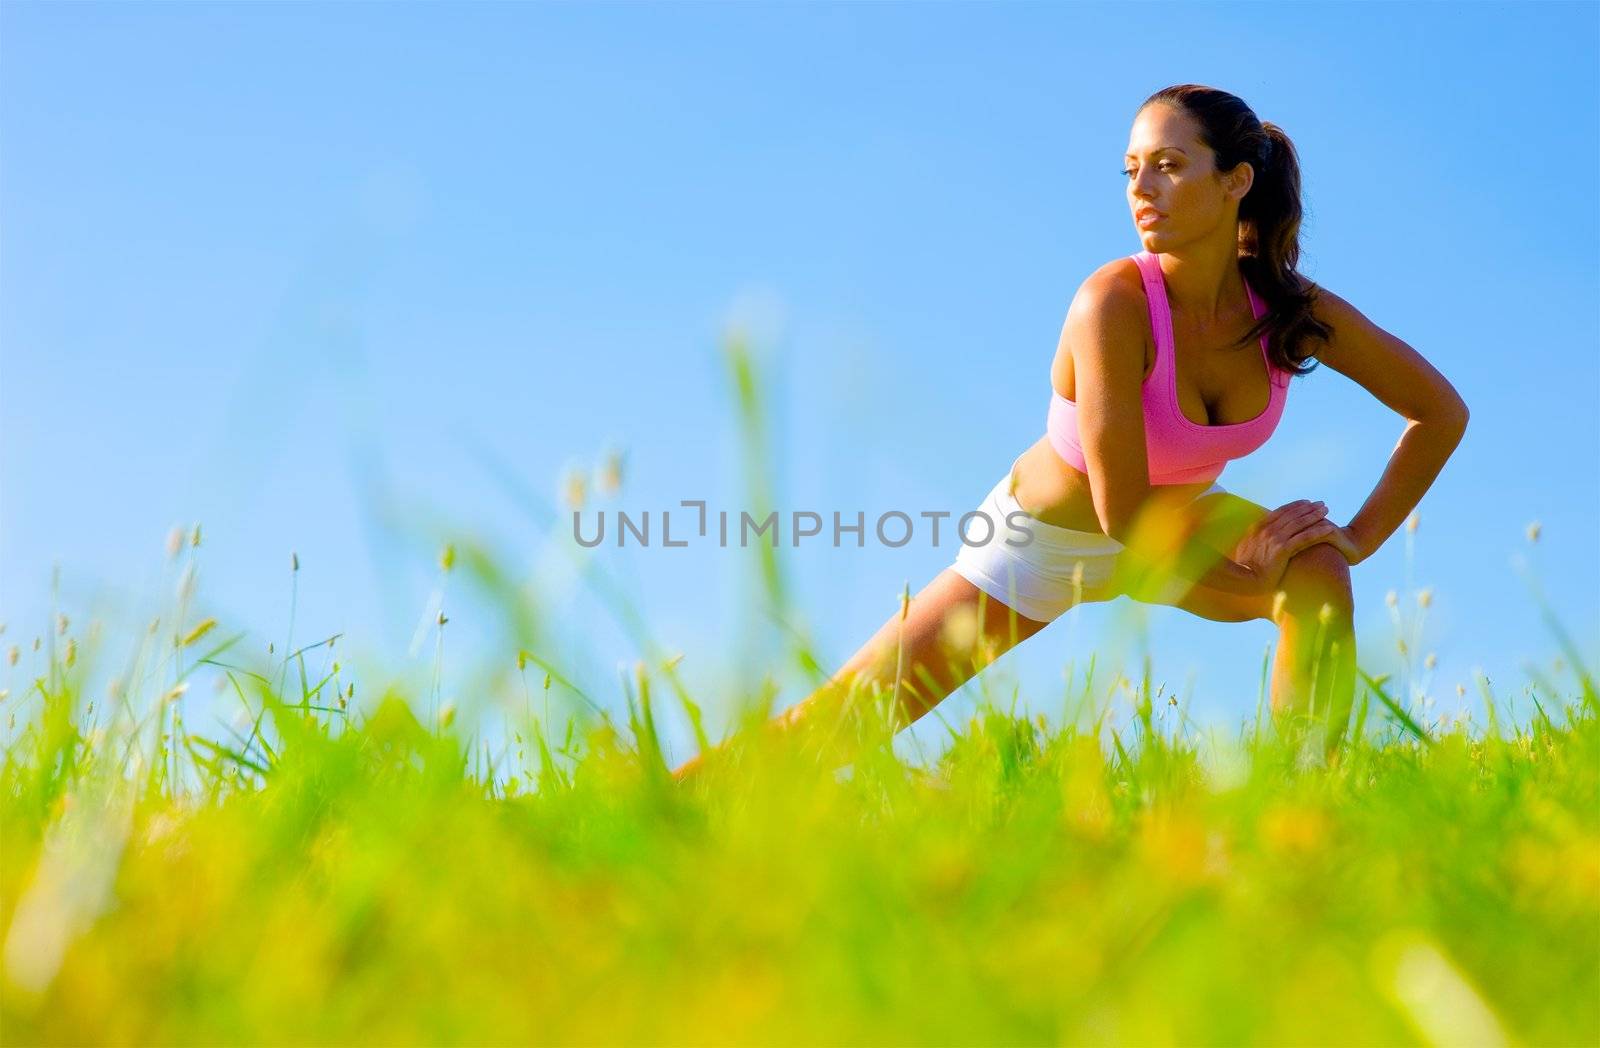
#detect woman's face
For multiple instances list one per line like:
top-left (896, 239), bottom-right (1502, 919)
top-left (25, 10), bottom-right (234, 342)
top-left (1124, 103), bottom-right (1252, 252)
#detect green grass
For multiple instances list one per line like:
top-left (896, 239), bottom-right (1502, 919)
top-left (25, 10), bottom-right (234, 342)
top-left (2, 634), bottom-right (1596, 1046)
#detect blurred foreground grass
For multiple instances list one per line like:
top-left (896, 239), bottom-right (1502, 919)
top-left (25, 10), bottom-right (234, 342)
top-left (1, 616), bottom-right (1596, 1045)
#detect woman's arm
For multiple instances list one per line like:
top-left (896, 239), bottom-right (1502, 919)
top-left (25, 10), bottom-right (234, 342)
top-left (1307, 288), bottom-right (1470, 563)
top-left (1063, 268), bottom-right (1272, 596)
top-left (1063, 269), bottom-right (1160, 540)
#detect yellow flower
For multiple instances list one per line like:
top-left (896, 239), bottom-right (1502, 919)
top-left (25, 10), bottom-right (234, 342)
top-left (1259, 803), bottom-right (1329, 855)
top-left (563, 469), bottom-right (587, 510)
top-left (597, 448), bottom-right (626, 496)
top-left (1138, 810), bottom-right (1214, 886)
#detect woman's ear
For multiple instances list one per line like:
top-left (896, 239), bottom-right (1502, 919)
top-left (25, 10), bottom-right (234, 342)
top-left (1228, 161), bottom-right (1255, 203)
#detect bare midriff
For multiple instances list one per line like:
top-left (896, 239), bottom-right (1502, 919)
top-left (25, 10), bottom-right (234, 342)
top-left (1010, 435), bottom-right (1215, 534)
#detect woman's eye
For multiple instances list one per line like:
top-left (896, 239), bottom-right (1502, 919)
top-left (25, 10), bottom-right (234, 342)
top-left (1123, 162), bottom-right (1176, 178)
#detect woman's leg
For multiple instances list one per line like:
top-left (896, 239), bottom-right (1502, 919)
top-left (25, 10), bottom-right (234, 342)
top-left (789, 567), bottom-right (1055, 730)
top-left (672, 568), bottom-right (1083, 781)
top-left (1144, 491), bottom-right (1359, 753)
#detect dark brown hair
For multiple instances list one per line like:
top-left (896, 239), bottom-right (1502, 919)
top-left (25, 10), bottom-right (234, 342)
top-left (1140, 84), bottom-right (1332, 376)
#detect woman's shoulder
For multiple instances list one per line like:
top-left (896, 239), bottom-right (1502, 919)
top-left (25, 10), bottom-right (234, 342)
top-left (1084, 253), bottom-right (1145, 292)
top-left (1296, 281), bottom-right (1379, 365)
top-left (1302, 280), bottom-right (1351, 326)
top-left (1065, 255), bottom-right (1148, 327)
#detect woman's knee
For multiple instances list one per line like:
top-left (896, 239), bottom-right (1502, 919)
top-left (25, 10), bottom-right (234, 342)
top-left (1279, 542), bottom-right (1354, 617)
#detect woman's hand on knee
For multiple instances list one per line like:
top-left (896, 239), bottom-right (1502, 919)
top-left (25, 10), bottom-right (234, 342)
top-left (1232, 499), bottom-right (1339, 596)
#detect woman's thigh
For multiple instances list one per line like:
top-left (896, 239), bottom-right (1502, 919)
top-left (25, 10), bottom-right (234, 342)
top-left (1187, 489), bottom-right (1274, 557)
top-left (1126, 489), bottom-right (1275, 623)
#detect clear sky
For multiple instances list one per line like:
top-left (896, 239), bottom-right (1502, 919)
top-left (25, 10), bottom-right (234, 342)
top-left (3, 2), bottom-right (1596, 764)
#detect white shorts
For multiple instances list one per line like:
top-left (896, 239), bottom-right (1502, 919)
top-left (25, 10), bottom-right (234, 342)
top-left (950, 460), bottom-right (1225, 623)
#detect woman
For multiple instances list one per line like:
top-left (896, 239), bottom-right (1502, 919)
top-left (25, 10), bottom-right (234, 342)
top-left (672, 84), bottom-right (1468, 781)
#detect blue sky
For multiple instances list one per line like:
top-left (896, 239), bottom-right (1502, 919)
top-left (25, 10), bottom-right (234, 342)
top-left (3, 2), bottom-right (1596, 764)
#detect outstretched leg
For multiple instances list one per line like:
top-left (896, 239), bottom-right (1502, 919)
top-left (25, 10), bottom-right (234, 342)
top-left (672, 568), bottom-right (1071, 781)
top-left (796, 568), bottom-right (1054, 726)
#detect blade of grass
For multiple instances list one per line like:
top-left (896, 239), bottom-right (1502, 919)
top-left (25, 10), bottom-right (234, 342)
top-left (1358, 667), bottom-right (1434, 747)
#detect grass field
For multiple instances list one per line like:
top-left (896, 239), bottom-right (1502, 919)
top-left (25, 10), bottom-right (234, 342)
top-left (3, 559), bottom-right (1596, 1046)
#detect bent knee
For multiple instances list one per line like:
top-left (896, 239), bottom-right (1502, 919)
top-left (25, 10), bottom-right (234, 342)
top-left (1280, 543), bottom-right (1354, 614)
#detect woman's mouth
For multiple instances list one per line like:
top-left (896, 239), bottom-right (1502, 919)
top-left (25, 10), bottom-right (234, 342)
top-left (1136, 210), bottom-right (1165, 229)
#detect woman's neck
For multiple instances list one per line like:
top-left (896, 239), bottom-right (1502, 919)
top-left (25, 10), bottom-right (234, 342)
top-left (1155, 238), bottom-right (1248, 324)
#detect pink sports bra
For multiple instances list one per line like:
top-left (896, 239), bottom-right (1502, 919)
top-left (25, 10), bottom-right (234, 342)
top-left (1046, 250), bottom-right (1291, 486)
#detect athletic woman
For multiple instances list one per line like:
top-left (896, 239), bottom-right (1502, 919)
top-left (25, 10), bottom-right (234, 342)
top-left (672, 84), bottom-right (1468, 781)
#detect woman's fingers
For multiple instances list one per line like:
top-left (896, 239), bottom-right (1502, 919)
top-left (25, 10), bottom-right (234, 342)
top-left (1259, 499), bottom-right (1313, 527)
top-left (1276, 515), bottom-right (1334, 545)
top-left (1263, 503), bottom-right (1328, 543)
top-left (1280, 519), bottom-right (1339, 557)
top-left (1259, 500), bottom-right (1325, 532)
top-left (1236, 501), bottom-right (1331, 575)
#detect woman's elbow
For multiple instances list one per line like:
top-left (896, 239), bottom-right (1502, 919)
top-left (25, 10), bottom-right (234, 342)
top-left (1094, 486), bottom-right (1158, 550)
top-left (1101, 516), bottom-right (1133, 546)
top-left (1416, 394), bottom-right (1468, 443)
top-left (1436, 385), bottom-right (1469, 433)
top-left (1100, 501), bottom-right (1149, 546)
